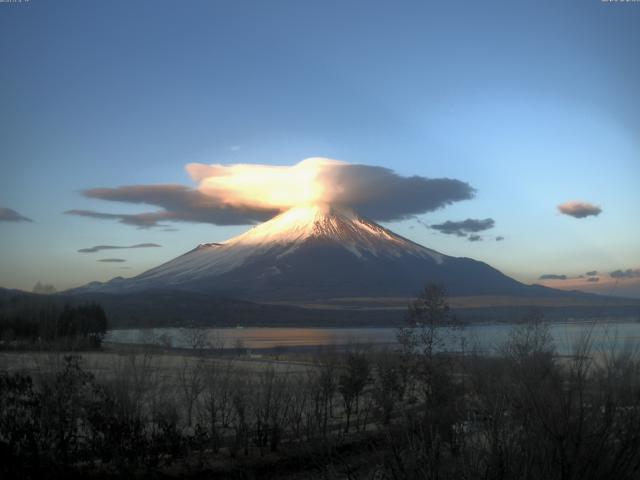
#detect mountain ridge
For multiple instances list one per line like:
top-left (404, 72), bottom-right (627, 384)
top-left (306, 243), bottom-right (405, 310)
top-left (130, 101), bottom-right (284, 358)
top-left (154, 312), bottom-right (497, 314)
top-left (71, 204), bottom-right (585, 302)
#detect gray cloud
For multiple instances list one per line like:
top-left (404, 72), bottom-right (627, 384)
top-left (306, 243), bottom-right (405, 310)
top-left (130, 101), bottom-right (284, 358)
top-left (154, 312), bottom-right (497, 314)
top-left (539, 274), bottom-right (568, 280)
top-left (558, 201), bottom-right (602, 218)
top-left (0, 207), bottom-right (32, 223)
top-left (586, 277), bottom-right (600, 283)
top-left (586, 270), bottom-right (598, 276)
top-left (66, 185), bottom-right (280, 228)
top-left (495, 236), bottom-right (505, 242)
top-left (318, 164), bottom-right (475, 221)
top-left (98, 258), bottom-right (126, 263)
top-left (78, 243), bottom-right (161, 253)
top-left (468, 234), bottom-right (482, 242)
top-left (610, 269), bottom-right (640, 279)
top-left (430, 218), bottom-right (495, 237)
top-left (66, 161), bottom-right (476, 228)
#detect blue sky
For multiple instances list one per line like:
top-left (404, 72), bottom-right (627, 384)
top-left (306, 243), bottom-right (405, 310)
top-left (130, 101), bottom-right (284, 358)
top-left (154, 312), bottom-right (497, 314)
top-left (1, 0), bottom-right (639, 296)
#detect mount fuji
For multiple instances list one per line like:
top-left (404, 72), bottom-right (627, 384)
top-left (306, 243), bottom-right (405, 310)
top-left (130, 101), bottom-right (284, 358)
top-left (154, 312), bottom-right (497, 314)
top-left (76, 204), bottom-right (559, 301)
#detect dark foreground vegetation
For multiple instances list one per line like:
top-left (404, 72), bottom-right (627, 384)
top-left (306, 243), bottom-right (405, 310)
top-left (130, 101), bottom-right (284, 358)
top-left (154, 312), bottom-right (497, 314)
top-left (0, 301), bottom-right (108, 350)
top-left (2, 285), bottom-right (640, 479)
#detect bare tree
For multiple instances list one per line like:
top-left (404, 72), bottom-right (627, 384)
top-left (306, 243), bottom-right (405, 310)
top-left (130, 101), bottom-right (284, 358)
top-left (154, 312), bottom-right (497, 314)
top-left (372, 351), bottom-right (406, 425)
top-left (338, 348), bottom-right (371, 433)
top-left (179, 322), bottom-right (210, 352)
top-left (230, 377), bottom-right (250, 457)
top-left (201, 359), bottom-right (235, 452)
top-left (177, 358), bottom-right (205, 428)
top-left (311, 345), bottom-right (339, 437)
top-left (398, 283), bottom-right (451, 360)
top-left (208, 329), bottom-right (226, 355)
top-left (251, 367), bottom-right (291, 455)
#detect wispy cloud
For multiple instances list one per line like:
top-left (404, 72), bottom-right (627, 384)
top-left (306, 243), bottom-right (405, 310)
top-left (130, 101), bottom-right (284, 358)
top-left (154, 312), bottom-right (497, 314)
top-left (78, 243), bottom-right (161, 253)
top-left (557, 201), bottom-right (602, 218)
top-left (430, 218), bottom-right (495, 237)
top-left (0, 207), bottom-right (32, 223)
top-left (539, 274), bottom-right (568, 280)
top-left (586, 277), bottom-right (600, 282)
top-left (610, 268), bottom-right (640, 279)
top-left (98, 258), bottom-right (126, 263)
top-left (586, 270), bottom-right (598, 276)
top-left (468, 234), bottom-right (482, 242)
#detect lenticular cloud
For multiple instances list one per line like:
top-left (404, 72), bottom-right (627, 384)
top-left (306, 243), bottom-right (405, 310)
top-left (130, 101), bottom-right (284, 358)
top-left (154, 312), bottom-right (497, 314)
top-left (68, 157), bottom-right (475, 227)
top-left (187, 157), bottom-right (475, 222)
top-left (186, 158), bottom-right (340, 211)
top-left (557, 201), bottom-right (602, 219)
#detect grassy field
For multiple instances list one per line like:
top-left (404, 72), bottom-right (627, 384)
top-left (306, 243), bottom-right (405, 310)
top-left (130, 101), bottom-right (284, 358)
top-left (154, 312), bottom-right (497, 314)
top-left (0, 347), bottom-right (314, 377)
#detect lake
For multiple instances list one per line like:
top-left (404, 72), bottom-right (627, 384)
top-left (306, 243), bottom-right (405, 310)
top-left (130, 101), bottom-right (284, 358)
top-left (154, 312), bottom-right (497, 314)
top-left (105, 318), bottom-right (640, 355)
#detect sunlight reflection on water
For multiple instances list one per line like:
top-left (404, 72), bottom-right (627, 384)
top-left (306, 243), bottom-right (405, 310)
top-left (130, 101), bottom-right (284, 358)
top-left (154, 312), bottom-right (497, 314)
top-left (105, 318), bottom-right (640, 354)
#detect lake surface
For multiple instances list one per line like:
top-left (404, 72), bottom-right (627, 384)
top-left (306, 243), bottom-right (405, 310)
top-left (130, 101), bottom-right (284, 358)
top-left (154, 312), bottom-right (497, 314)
top-left (105, 318), bottom-right (640, 355)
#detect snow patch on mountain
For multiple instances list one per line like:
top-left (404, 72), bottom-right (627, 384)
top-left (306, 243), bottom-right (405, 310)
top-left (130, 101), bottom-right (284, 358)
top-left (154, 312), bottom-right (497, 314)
top-left (75, 204), bottom-right (447, 293)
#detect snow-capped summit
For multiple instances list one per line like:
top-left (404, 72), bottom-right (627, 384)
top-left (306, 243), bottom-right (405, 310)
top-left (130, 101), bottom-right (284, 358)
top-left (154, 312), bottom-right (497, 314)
top-left (76, 204), bottom-right (544, 300)
top-left (215, 204), bottom-right (443, 261)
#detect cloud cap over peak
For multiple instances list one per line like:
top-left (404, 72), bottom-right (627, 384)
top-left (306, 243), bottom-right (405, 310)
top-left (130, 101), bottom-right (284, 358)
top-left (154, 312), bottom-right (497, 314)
top-left (558, 201), bottom-right (602, 218)
top-left (68, 158), bottom-right (476, 227)
top-left (188, 158), bottom-right (475, 222)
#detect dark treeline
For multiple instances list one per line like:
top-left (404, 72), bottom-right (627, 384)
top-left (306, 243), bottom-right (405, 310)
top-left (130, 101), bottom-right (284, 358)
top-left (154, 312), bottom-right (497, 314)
top-left (0, 302), bottom-right (108, 349)
top-left (2, 285), bottom-right (640, 478)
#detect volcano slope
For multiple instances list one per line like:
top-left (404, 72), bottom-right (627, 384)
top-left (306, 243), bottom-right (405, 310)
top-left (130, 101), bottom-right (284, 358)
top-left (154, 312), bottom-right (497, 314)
top-left (78, 204), bottom-right (571, 302)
